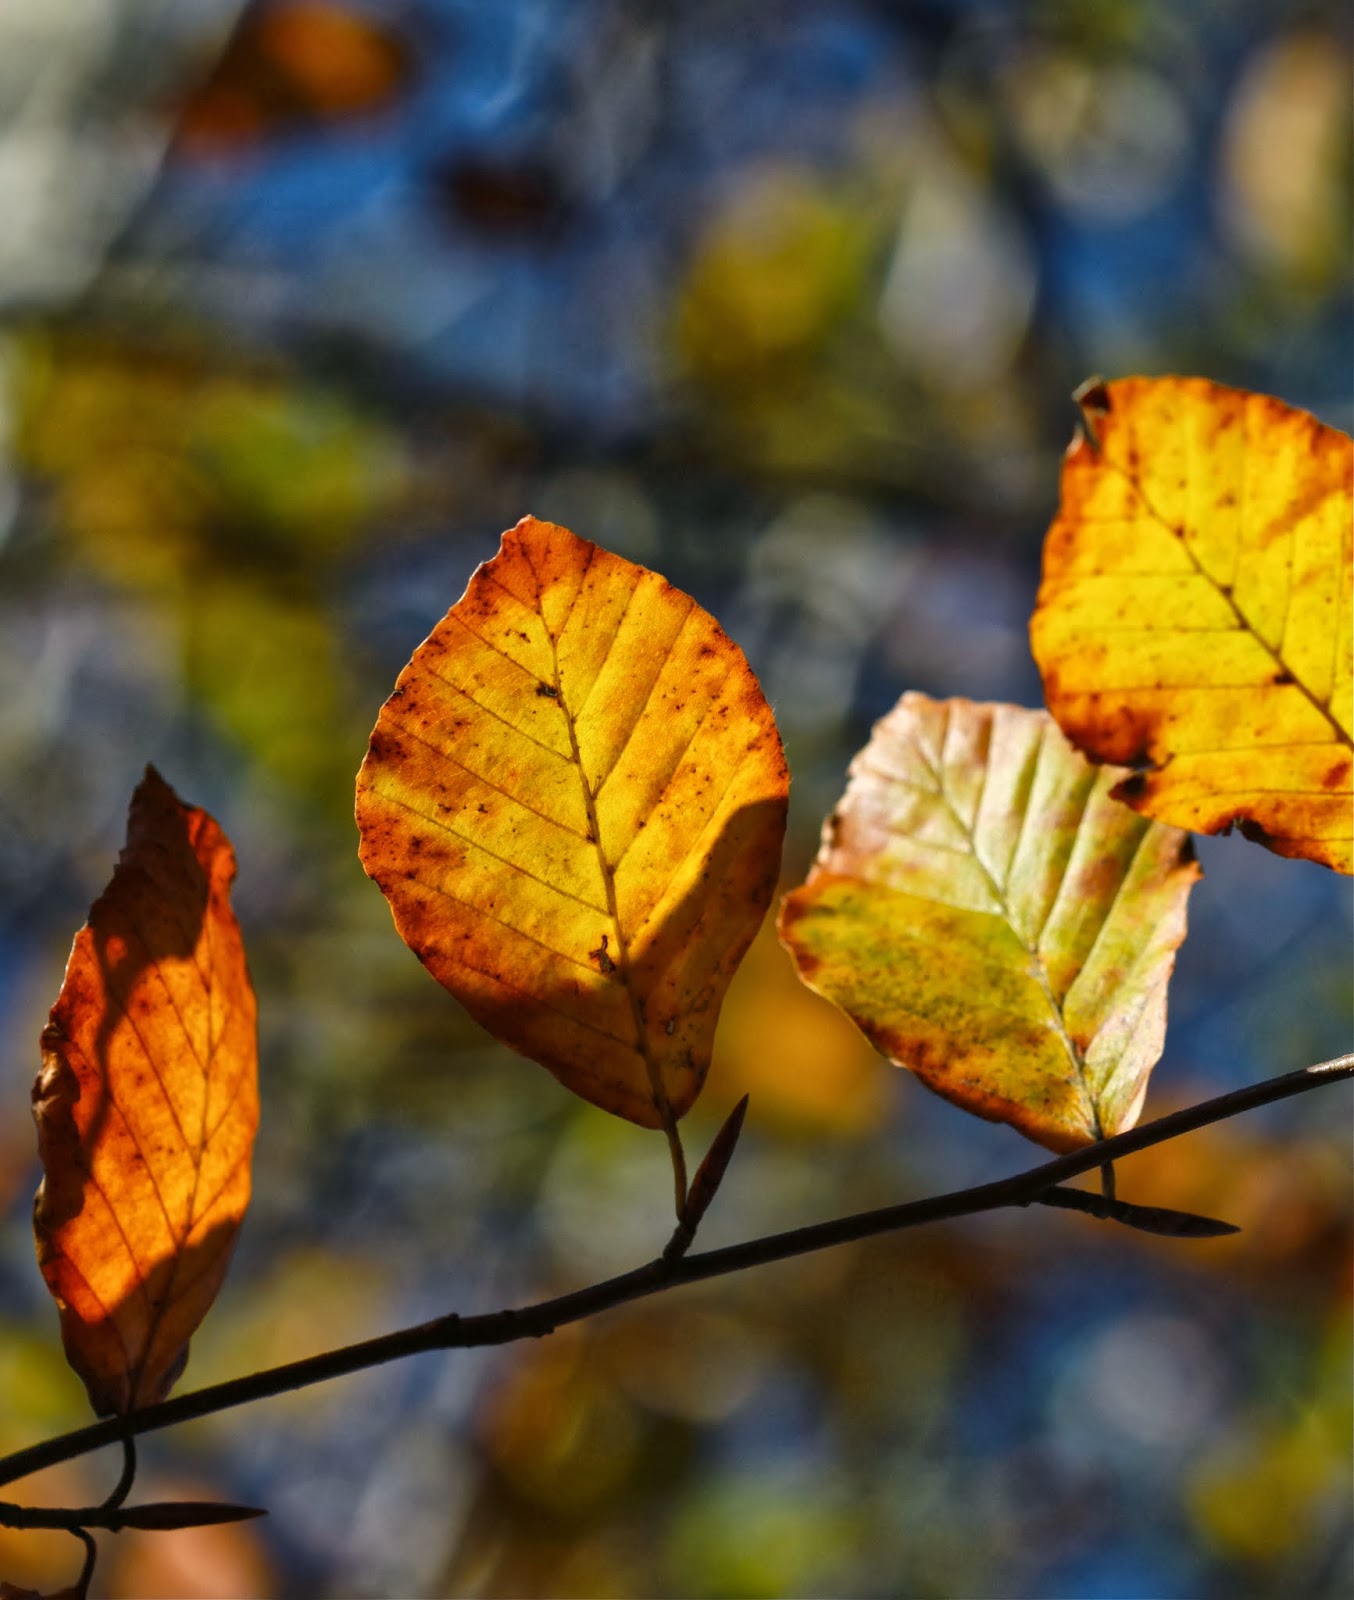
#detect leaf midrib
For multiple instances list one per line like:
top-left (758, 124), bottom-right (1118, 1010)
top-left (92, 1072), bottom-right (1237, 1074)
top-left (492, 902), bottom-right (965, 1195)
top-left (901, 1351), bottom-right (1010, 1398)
top-left (908, 723), bottom-right (1104, 1139)
top-left (539, 592), bottom-right (672, 1129)
top-left (1104, 452), bottom-right (1350, 750)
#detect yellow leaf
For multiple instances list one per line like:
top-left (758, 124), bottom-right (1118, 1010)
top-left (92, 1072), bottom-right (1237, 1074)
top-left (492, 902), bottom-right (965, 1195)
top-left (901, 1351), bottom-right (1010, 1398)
top-left (355, 516), bottom-right (788, 1129)
top-left (34, 770), bottom-right (259, 1416)
top-left (779, 695), bottom-right (1199, 1153)
top-left (1031, 375), bottom-right (1353, 873)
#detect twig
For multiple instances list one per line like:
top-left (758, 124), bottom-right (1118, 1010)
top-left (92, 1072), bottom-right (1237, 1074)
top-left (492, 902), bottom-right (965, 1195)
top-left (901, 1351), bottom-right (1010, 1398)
top-left (0, 1054), bottom-right (1346, 1492)
top-left (70, 1526), bottom-right (96, 1600)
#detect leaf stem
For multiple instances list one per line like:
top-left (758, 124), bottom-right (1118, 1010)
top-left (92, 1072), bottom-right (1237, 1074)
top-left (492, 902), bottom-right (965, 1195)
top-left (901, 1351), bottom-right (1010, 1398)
top-left (103, 1434), bottom-right (135, 1511)
top-left (71, 1525), bottom-right (97, 1600)
top-left (0, 1054), bottom-right (1346, 1492)
top-left (663, 1116), bottom-right (689, 1222)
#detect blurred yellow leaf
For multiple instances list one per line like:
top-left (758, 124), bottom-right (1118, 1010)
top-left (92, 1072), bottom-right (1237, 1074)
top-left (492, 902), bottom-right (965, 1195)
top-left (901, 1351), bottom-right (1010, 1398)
top-left (476, 1328), bottom-right (640, 1514)
top-left (190, 580), bottom-right (354, 798)
top-left (780, 694), bottom-right (1198, 1152)
top-left (1032, 376), bottom-right (1352, 872)
top-left (1222, 31), bottom-right (1352, 285)
top-left (356, 516), bottom-right (788, 1128)
top-left (1188, 1406), bottom-right (1349, 1563)
top-left (710, 912), bottom-right (888, 1137)
top-left (677, 163), bottom-right (871, 376)
top-left (15, 334), bottom-right (396, 588)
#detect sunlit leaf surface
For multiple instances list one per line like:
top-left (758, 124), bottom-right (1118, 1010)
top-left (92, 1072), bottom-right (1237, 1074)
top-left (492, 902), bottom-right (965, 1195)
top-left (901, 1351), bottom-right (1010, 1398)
top-left (356, 516), bottom-right (788, 1128)
top-left (779, 695), bottom-right (1199, 1152)
top-left (33, 769), bottom-right (259, 1416)
top-left (1031, 375), bottom-right (1352, 872)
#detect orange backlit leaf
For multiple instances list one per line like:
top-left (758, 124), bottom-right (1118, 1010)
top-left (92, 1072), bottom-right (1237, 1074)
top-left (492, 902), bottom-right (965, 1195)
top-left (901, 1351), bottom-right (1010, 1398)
top-left (355, 516), bottom-right (788, 1129)
top-left (33, 770), bottom-right (259, 1416)
top-left (1031, 375), bottom-right (1352, 873)
top-left (779, 695), bottom-right (1199, 1153)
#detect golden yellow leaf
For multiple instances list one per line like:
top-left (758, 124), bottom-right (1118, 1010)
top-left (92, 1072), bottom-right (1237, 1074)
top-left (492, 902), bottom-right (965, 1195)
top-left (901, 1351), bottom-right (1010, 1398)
top-left (33, 769), bottom-right (259, 1416)
top-left (355, 516), bottom-right (788, 1129)
top-left (1031, 375), bottom-right (1352, 873)
top-left (779, 695), bottom-right (1200, 1153)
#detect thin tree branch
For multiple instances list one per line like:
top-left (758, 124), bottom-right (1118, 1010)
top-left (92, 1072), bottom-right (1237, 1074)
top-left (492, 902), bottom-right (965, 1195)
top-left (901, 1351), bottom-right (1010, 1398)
top-left (0, 1053), bottom-right (1347, 1493)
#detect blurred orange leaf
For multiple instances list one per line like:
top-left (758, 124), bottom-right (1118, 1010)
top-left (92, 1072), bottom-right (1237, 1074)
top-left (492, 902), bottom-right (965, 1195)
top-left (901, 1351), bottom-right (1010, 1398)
top-left (779, 695), bottom-right (1199, 1152)
top-left (1032, 375), bottom-right (1352, 872)
top-left (175, 1), bottom-right (412, 154)
top-left (356, 516), bottom-right (788, 1129)
top-left (105, 1475), bottom-right (276, 1600)
top-left (33, 770), bottom-right (259, 1416)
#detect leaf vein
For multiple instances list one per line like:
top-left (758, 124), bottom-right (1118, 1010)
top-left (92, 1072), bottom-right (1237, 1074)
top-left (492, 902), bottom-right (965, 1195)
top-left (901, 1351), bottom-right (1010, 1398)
top-left (593, 600), bottom-right (698, 801)
top-left (372, 788), bottom-right (608, 916)
top-left (573, 582), bottom-right (640, 723)
top-left (413, 875), bottom-right (603, 975)
top-left (384, 715), bottom-right (590, 839)
top-left (417, 667), bottom-right (572, 761)
top-left (447, 612), bottom-right (541, 679)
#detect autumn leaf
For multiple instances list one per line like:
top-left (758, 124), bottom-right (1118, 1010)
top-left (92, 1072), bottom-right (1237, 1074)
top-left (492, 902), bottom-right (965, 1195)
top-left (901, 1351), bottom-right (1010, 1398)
top-left (1031, 375), bottom-right (1352, 873)
top-left (33, 769), bottom-right (259, 1416)
top-left (355, 516), bottom-right (788, 1131)
top-left (173, 1), bottom-right (412, 155)
top-left (779, 695), bottom-right (1199, 1153)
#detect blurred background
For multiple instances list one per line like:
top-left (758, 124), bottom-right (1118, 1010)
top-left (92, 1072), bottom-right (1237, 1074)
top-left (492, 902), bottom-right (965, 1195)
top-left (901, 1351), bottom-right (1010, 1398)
top-left (0, 1), bottom-right (1349, 1595)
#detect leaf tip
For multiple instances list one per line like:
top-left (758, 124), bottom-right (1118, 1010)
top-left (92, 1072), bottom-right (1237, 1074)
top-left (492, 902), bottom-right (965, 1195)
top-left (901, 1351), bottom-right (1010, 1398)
top-left (1071, 374), bottom-right (1111, 453)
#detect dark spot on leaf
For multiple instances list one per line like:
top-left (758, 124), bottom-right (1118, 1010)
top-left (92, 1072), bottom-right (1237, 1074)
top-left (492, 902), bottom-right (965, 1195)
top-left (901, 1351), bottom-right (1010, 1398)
top-left (589, 932), bottom-right (616, 974)
top-left (1272, 669), bottom-right (1294, 685)
top-left (536, 683), bottom-right (558, 698)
